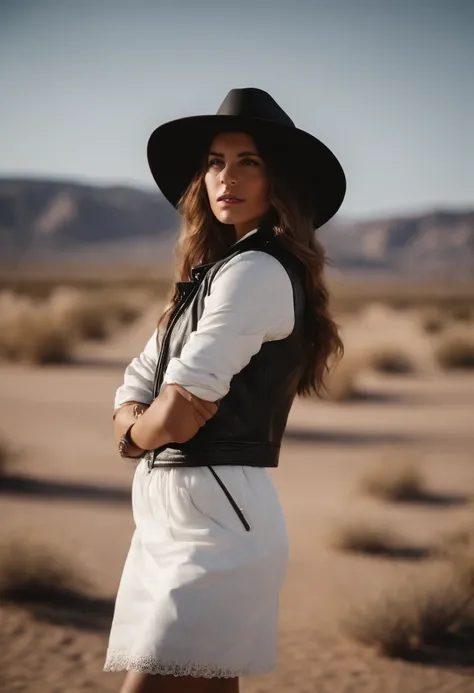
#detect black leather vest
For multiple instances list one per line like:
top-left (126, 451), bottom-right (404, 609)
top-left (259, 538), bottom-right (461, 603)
top-left (142, 223), bottom-right (308, 470)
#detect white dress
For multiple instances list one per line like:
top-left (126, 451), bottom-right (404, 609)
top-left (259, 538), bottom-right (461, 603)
top-left (103, 229), bottom-right (296, 678)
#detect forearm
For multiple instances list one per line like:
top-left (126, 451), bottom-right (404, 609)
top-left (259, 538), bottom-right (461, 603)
top-left (127, 405), bottom-right (174, 452)
top-left (113, 385), bottom-right (218, 459)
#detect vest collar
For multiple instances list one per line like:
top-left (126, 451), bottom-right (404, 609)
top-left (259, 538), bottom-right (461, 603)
top-left (193, 222), bottom-right (275, 277)
top-left (176, 221), bottom-right (276, 298)
top-left (227, 220), bottom-right (275, 253)
top-left (229, 226), bottom-right (260, 247)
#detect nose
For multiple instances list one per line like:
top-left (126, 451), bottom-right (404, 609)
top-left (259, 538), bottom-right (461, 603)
top-left (220, 164), bottom-right (237, 186)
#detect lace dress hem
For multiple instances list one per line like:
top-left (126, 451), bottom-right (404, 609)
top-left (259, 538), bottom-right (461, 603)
top-left (103, 650), bottom-right (275, 678)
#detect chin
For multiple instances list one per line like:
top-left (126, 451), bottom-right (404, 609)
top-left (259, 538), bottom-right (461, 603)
top-left (215, 210), bottom-right (245, 225)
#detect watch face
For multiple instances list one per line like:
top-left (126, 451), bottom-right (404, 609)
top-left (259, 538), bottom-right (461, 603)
top-left (118, 437), bottom-right (128, 457)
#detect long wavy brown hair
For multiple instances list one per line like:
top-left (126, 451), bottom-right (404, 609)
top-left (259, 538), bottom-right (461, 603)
top-left (157, 128), bottom-right (343, 398)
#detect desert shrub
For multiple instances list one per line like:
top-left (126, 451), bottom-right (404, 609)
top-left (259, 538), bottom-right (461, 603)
top-left (323, 353), bottom-right (366, 402)
top-left (0, 535), bottom-right (115, 632)
top-left (359, 454), bottom-right (427, 502)
top-left (81, 288), bottom-right (147, 330)
top-left (328, 521), bottom-right (426, 559)
top-left (0, 286), bottom-right (150, 364)
top-left (0, 536), bottom-right (116, 632)
top-left (342, 569), bottom-right (474, 661)
top-left (22, 308), bottom-right (74, 364)
top-left (367, 345), bottom-right (417, 374)
top-left (49, 286), bottom-right (150, 341)
top-left (435, 330), bottom-right (474, 370)
top-left (433, 524), bottom-right (474, 561)
top-left (0, 536), bottom-right (92, 605)
top-left (0, 292), bottom-right (34, 359)
top-left (0, 296), bottom-right (74, 364)
top-left (343, 303), bottom-right (438, 376)
top-left (420, 307), bottom-right (446, 335)
top-left (48, 287), bottom-right (111, 341)
top-left (449, 305), bottom-right (472, 323)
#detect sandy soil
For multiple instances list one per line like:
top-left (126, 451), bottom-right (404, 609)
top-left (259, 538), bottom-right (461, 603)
top-left (1, 312), bottom-right (474, 692)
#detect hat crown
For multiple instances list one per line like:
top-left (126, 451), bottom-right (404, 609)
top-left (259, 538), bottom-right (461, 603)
top-left (216, 87), bottom-right (295, 128)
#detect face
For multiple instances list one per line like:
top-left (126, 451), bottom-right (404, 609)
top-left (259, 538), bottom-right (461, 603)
top-left (204, 131), bottom-right (270, 239)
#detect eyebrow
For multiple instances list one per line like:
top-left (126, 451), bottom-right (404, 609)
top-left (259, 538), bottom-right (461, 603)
top-left (208, 150), bottom-right (262, 158)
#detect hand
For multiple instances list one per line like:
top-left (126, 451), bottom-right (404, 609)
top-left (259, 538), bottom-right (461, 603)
top-left (131, 384), bottom-right (220, 449)
top-left (172, 384), bottom-right (220, 426)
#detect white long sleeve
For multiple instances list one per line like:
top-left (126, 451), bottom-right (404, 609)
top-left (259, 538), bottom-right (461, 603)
top-left (114, 249), bottom-right (295, 409)
top-left (114, 329), bottom-right (158, 409)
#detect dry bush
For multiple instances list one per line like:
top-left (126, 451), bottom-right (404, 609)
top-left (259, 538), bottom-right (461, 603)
top-left (0, 291), bottom-right (35, 359)
top-left (48, 287), bottom-right (112, 341)
top-left (323, 353), bottom-right (367, 402)
top-left (359, 454), bottom-right (428, 502)
top-left (328, 521), bottom-right (427, 559)
top-left (49, 286), bottom-right (150, 341)
top-left (342, 568), bottom-right (474, 662)
top-left (72, 287), bottom-right (149, 332)
top-left (0, 286), bottom-right (151, 364)
top-left (114, 287), bottom-right (155, 320)
top-left (0, 536), bottom-right (113, 630)
top-left (0, 536), bottom-right (92, 604)
top-left (22, 308), bottom-right (74, 364)
top-left (435, 329), bottom-right (474, 370)
top-left (420, 307), bottom-right (447, 335)
top-left (450, 550), bottom-right (474, 593)
top-left (341, 303), bottom-right (438, 376)
top-left (433, 524), bottom-right (474, 561)
top-left (367, 345), bottom-right (418, 374)
top-left (0, 293), bottom-right (75, 364)
top-left (449, 304), bottom-right (472, 323)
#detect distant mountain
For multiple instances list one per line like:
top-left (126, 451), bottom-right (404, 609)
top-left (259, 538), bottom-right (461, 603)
top-left (0, 177), bottom-right (178, 264)
top-left (320, 210), bottom-right (474, 276)
top-left (0, 177), bottom-right (473, 276)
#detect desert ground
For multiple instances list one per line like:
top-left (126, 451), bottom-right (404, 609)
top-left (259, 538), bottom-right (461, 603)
top-left (1, 292), bottom-right (474, 692)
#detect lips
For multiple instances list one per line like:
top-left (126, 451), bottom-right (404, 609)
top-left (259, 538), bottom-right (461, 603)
top-left (217, 194), bottom-right (244, 202)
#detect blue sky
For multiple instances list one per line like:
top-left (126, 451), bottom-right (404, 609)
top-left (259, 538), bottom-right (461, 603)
top-left (1, 0), bottom-right (473, 219)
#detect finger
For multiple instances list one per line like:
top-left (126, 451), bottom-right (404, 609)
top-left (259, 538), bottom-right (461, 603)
top-left (194, 400), bottom-right (218, 421)
top-left (203, 399), bottom-right (219, 415)
top-left (193, 410), bottom-right (207, 428)
top-left (192, 403), bottom-right (212, 424)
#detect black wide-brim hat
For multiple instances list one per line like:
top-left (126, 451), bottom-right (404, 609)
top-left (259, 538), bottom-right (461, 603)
top-left (147, 87), bottom-right (346, 230)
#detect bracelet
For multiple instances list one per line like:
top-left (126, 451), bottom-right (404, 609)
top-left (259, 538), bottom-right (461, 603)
top-left (113, 402), bottom-right (148, 421)
top-left (118, 423), bottom-right (144, 459)
top-left (116, 404), bottom-right (147, 458)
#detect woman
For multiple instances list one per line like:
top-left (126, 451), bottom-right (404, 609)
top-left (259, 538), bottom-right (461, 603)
top-left (104, 87), bottom-right (345, 693)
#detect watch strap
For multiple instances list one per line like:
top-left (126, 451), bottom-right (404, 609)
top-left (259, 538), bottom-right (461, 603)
top-left (118, 423), bottom-right (145, 459)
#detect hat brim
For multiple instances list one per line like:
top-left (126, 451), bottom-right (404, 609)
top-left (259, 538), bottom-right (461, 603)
top-left (147, 115), bottom-right (346, 229)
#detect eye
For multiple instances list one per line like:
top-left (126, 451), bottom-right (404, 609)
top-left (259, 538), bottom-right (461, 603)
top-left (241, 158), bottom-right (259, 166)
top-left (208, 158), bottom-right (222, 168)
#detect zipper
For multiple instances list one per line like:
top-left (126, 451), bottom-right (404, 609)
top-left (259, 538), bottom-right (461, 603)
top-left (207, 466), bottom-right (251, 532)
top-left (151, 283), bottom-right (200, 400)
top-left (148, 268), bottom-right (211, 470)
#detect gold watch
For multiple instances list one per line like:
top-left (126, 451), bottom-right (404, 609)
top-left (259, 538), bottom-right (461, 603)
top-left (116, 404), bottom-right (147, 458)
top-left (118, 423), bottom-right (144, 459)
